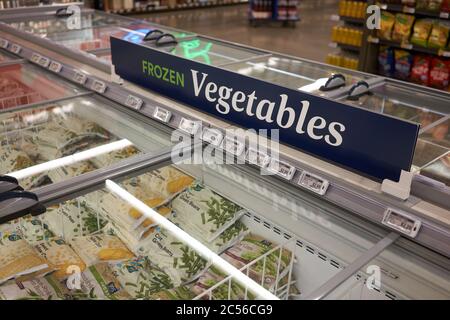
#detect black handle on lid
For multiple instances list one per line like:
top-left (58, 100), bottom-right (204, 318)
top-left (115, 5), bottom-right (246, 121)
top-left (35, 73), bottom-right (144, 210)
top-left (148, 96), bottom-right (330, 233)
top-left (143, 29), bottom-right (164, 41)
top-left (0, 175), bottom-right (18, 185)
top-left (55, 7), bottom-right (74, 17)
top-left (347, 80), bottom-right (370, 101)
top-left (156, 34), bottom-right (178, 47)
top-left (319, 74), bottom-right (346, 92)
top-left (0, 175), bottom-right (22, 194)
top-left (0, 191), bottom-right (46, 224)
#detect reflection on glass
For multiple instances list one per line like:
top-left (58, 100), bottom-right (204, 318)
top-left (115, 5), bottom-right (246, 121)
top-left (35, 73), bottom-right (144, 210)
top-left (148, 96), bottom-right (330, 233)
top-left (420, 153), bottom-right (450, 187)
top-left (224, 56), bottom-right (369, 93)
top-left (412, 139), bottom-right (449, 169)
top-left (0, 51), bottom-right (15, 63)
top-left (0, 63), bottom-right (82, 111)
top-left (0, 96), bottom-right (172, 189)
top-left (420, 118), bottom-right (450, 149)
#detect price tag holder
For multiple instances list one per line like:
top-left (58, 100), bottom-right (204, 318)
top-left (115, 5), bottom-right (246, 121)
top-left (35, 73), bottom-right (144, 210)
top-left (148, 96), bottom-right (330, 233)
top-left (91, 80), bottom-right (107, 93)
top-left (382, 209), bottom-right (421, 238)
top-left (267, 159), bottom-right (296, 181)
top-left (73, 71), bottom-right (87, 85)
top-left (402, 6), bottom-right (415, 14)
top-left (246, 148), bottom-right (270, 168)
top-left (329, 42), bottom-right (338, 48)
top-left (153, 107), bottom-right (172, 123)
top-left (125, 95), bottom-right (143, 110)
top-left (49, 61), bottom-right (62, 73)
top-left (178, 118), bottom-right (200, 135)
top-left (30, 53), bottom-right (41, 64)
top-left (38, 56), bottom-right (50, 68)
top-left (220, 136), bottom-right (245, 157)
top-left (439, 50), bottom-right (450, 58)
top-left (368, 36), bottom-right (379, 44)
top-left (202, 128), bottom-right (223, 146)
top-left (9, 44), bottom-right (21, 54)
top-left (400, 43), bottom-right (413, 50)
top-left (298, 172), bottom-right (329, 195)
top-left (440, 12), bottom-right (449, 19)
top-left (0, 39), bottom-right (8, 49)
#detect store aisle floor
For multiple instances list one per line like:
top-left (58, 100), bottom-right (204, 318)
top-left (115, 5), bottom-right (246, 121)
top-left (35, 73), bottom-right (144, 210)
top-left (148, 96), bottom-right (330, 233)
top-left (134, 0), bottom-right (339, 62)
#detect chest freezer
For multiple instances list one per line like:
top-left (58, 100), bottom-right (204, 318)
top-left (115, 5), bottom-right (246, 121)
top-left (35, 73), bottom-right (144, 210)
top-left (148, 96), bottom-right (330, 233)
top-left (0, 62), bottom-right (84, 111)
top-left (0, 50), bottom-right (19, 63)
top-left (0, 94), bottom-right (174, 190)
top-left (0, 150), bottom-right (448, 300)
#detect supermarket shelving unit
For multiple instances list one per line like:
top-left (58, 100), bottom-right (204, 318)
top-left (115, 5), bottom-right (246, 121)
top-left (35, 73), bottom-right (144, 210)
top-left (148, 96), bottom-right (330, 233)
top-left (248, 0), bottom-right (299, 27)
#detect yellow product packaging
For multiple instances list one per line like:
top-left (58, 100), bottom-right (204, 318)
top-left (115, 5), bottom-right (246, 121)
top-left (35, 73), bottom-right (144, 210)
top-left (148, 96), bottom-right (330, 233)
top-left (34, 238), bottom-right (86, 280)
top-left (70, 234), bottom-right (134, 266)
top-left (392, 14), bottom-right (415, 43)
top-left (428, 22), bottom-right (450, 49)
top-left (411, 19), bottom-right (434, 47)
top-left (0, 238), bottom-right (49, 284)
top-left (378, 11), bottom-right (396, 40)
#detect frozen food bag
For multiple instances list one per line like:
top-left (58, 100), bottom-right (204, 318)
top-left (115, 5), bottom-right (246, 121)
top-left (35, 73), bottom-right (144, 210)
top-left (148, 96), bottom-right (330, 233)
top-left (70, 234), bottom-right (134, 266)
top-left (41, 199), bottom-right (108, 239)
top-left (378, 11), bottom-right (396, 40)
top-left (149, 285), bottom-right (195, 300)
top-left (191, 266), bottom-right (255, 300)
top-left (134, 226), bottom-right (209, 286)
top-left (90, 145), bottom-right (140, 168)
top-left (410, 19), bottom-right (433, 46)
top-left (0, 147), bottom-right (34, 173)
top-left (34, 238), bottom-right (86, 279)
top-left (392, 14), bottom-right (415, 43)
top-left (0, 276), bottom-right (63, 300)
top-left (378, 46), bottom-right (395, 77)
top-left (428, 22), bottom-right (450, 49)
top-left (0, 239), bottom-right (49, 284)
top-left (47, 160), bottom-right (97, 183)
top-left (170, 183), bottom-right (247, 242)
top-left (220, 235), bottom-right (294, 291)
top-left (110, 257), bottom-right (174, 299)
top-left (394, 49), bottom-right (413, 80)
top-left (0, 215), bottom-right (54, 245)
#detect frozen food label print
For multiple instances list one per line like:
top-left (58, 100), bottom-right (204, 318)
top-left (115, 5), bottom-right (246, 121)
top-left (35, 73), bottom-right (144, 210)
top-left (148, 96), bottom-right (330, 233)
top-left (111, 37), bottom-right (420, 182)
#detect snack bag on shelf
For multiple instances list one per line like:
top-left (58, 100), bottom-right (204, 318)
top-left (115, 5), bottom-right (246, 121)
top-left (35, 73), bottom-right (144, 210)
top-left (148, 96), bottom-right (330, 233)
top-left (394, 49), bottom-right (413, 79)
top-left (70, 234), bottom-right (134, 267)
top-left (410, 55), bottom-right (431, 85)
top-left (0, 238), bottom-right (49, 285)
top-left (402, 0), bottom-right (416, 7)
top-left (110, 257), bottom-right (175, 299)
top-left (378, 46), bottom-right (396, 77)
top-left (392, 14), bottom-right (415, 43)
top-left (169, 183), bottom-right (247, 243)
top-left (429, 57), bottom-right (450, 89)
top-left (220, 235), bottom-right (294, 291)
top-left (416, 0), bottom-right (430, 9)
top-left (33, 238), bottom-right (86, 280)
top-left (378, 11), bottom-right (396, 40)
top-left (426, 0), bottom-right (444, 11)
top-left (428, 22), bottom-right (450, 49)
top-left (410, 19), bottom-right (433, 47)
top-left (443, 0), bottom-right (450, 12)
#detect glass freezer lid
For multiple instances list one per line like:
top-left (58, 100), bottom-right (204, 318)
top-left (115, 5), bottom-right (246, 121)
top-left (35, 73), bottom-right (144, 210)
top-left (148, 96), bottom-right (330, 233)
top-left (223, 55), bottom-right (372, 94)
top-left (420, 152), bottom-right (450, 187)
top-left (6, 11), bottom-right (130, 36)
top-left (420, 118), bottom-right (450, 150)
top-left (160, 37), bottom-right (265, 66)
top-left (0, 62), bottom-right (84, 111)
top-left (0, 50), bottom-right (19, 63)
top-left (338, 83), bottom-right (448, 127)
top-left (0, 95), bottom-right (173, 190)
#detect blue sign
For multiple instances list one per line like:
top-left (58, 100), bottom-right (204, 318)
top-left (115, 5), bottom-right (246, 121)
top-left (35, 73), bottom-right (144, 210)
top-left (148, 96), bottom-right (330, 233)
top-left (111, 37), bottom-right (419, 182)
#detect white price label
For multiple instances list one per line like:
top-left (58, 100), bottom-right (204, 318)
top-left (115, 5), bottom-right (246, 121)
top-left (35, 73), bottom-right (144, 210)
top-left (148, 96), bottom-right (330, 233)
top-left (402, 6), bottom-right (415, 13)
top-left (382, 209), bottom-right (421, 238)
top-left (0, 39), bottom-right (8, 49)
top-left (201, 128), bottom-right (223, 146)
top-left (178, 118), bottom-right (200, 135)
top-left (440, 50), bottom-right (450, 58)
top-left (153, 107), bottom-right (172, 123)
top-left (49, 61), bottom-right (62, 73)
top-left (73, 71), bottom-right (87, 85)
top-left (368, 36), bottom-right (379, 44)
top-left (38, 56), bottom-right (50, 67)
top-left (440, 12), bottom-right (449, 19)
top-left (30, 53), bottom-right (41, 64)
top-left (267, 159), bottom-right (296, 180)
top-left (9, 44), bottom-right (21, 54)
top-left (91, 80), bottom-right (107, 93)
top-left (329, 42), bottom-right (338, 48)
top-left (125, 95), bottom-right (143, 110)
top-left (298, 172), bottom-right (329, 195)
top-left (220, 136), bottom-right (245, 157)
top-left (246, 148), bottom-right (270, 168)
top-left (400, 43), bottom-right (413, 50)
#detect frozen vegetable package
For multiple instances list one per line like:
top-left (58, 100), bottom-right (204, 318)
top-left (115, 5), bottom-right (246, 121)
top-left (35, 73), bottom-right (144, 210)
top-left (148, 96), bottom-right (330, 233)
top-left (220, 235), bottom-right (294, 291)
top-left (149, 285), bottom-right (195, 300)
top-left (0, 239), bottom-right (49, 284)
top-left (392, 14), bottom-right (415, 43)
top-left (0, 215), bottom-right (54, 245)
top-left (33, 238), bottom-right (86, 280)
top-left (110, 257), bottom-right (175, 299)
top-left (378, 11), bottom-right (396, 40)
top-left (70, 234), bottom-right (134, 267)
top-left (410, 19), bottom-right (433, 47)
top-left (170, 183), bottom-right (247, 242)
top-left (0, 276), bottom-right (62, 300)
top-left (90, 145), bottom-right (140, 168)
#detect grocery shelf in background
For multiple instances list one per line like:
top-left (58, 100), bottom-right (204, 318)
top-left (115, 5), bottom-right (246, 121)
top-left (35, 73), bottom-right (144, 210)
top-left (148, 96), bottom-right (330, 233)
top-left (248, 0), bottom-right (299, 27)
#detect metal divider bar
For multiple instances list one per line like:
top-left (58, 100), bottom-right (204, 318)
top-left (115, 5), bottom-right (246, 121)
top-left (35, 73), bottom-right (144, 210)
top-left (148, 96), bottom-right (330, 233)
top-left (302, 232), bottom-right (401, 300)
